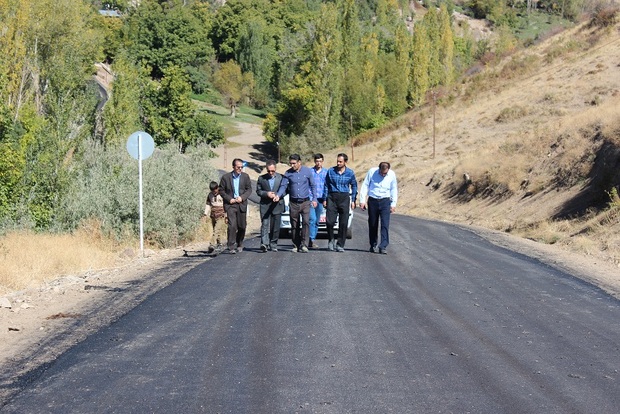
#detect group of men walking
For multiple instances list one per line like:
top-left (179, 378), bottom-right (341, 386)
top-left (210, 154), bottom-right (398, 255)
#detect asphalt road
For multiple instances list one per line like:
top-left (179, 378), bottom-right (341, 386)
top-left (2, 213), bottom-right (619, 413)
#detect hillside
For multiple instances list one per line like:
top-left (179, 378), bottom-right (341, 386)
top-left (339, 21), bottom-right (620, 275)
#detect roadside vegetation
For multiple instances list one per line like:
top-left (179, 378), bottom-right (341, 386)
top-left (1, 0), bottom-right (618, 292)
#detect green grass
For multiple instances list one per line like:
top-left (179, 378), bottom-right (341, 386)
top-left (192, 97), bottom-right (266, 138)
top-left (512, 10), bottom-right (574, 42)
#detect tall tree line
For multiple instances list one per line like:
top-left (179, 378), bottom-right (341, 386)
top-left (0, 0), bottom-right (484, 235)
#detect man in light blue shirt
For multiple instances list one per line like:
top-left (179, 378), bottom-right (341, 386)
top-left (308, 153), bottom-right (328, 248)
top-left (359, 162), bottom-right (398, 254)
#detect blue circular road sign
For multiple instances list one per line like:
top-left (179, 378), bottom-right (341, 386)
top-left (126, 131), bottom-right (155, 160)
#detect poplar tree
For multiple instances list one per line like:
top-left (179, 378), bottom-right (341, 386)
top-left (0, 0), bottom-right (31, 120)
top-left (381, 23), bottom-right (411, 117)
top-left (410, 23), bottom-right (430, 106)
top-left (339, 0), bottom-right (362, 132)
top-left (307, 3), bottom-right (343, 139)
top-left (423, 7), bottom-right (442, 88)
top-left (438, 4), bottom-right (455, 86)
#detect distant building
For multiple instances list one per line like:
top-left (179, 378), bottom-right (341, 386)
top-left (99, 10), bottom-right (122, 18)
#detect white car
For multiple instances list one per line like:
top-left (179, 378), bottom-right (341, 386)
top-left (279, 194), bottom-right (353, 239)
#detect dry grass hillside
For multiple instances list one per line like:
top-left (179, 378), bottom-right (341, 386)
top-left (344, 21), bottom-right (620, 270)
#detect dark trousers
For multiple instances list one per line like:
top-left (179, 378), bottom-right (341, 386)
top-left (226, 204), bottom-right (247, 249)
top-left (326, 192), bottom-right (350, 248)
top-left (260, 209), bottom-right (281, 248)
top-left (368, 197), bottom-right (391, 249)
top-left (290, 200), bottom-right (310, 248)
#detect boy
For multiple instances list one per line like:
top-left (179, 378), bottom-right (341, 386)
top-left (204, 181), bottom-right (226, 253)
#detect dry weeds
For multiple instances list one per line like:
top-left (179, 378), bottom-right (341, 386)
top-left (0, 231), bottom-right (120, 294)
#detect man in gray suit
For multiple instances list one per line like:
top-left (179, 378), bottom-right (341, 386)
top-left (256, 160), bottom-right (288, 252)
top-left (219, 158), bottom-right (253, 253)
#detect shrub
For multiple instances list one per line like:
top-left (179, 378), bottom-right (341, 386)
top-left (57, 141), bottom-right (218, 248)
top-left (496, 105), bottom-right (528, 123)
top-left (588, 5), bottom-right (619, 28)
top-left (500, 55), bottom-right (539, 79)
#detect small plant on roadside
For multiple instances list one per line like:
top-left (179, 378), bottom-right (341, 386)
top-left (496, 105), bottom-right (528, 123)
top-left (499, 55), bottom-right (539, 80)
top-left (607, 187), bottom-right (620, 209)
top-left (544, 38), bottom-right (584, 63)
top-left (588, 5), bottom-right (619, 28)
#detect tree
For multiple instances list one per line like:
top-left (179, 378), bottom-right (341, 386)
top-left (185, 112), bottom-right (224, 148)
top-left (124, 0), bottom-right (213, 78)
top-left (102, 54), bottom-right (145, 147)
top-left (339, 0), bottom-right (364, 133)
top-left (380, 24), bottom-right (410, 117)
top-left (143, 65), bottom-right (196, 147)
top-left (235, 16), bottom-right (276, 108)
top-left (438, 4), bottom-right (455, 86)
top-left (376, 0), bottom-right (401, 27)
top-left (4, 0), bottom-right (105, 228)
top-left (306, 3), bottom-right (343, 135)
top-left (410, 23), bottom-right (430, 106)
top-left (0, 0), bottom-right (31, 120)
top-left (423, 7), bottom-right (442, 88)
top-left (209, 0), bottom-right (272, 62)
top-left (212, 60), bottom-right (254, 117)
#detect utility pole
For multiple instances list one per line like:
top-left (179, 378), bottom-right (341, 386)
top-left (224, 140), bottom-right (227, 169)
top-left (432, 89), bottom-right (437, 159)
top-left (350, 115), bottom-right (354, 162)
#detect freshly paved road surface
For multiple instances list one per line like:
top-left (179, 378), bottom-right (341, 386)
top-left (2, 213), bottom-right (619, 413)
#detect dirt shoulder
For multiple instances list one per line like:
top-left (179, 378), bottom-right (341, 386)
top-left (0, 243), bottom-right (209, 403)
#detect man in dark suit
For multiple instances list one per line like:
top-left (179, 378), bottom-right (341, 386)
top-left (256, 160), bottom-right (288, 252)
top-left (219, 158), bottom-right (253, 253)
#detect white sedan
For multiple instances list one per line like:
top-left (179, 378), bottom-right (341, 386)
top-left (279, 194), bottom-right (353, 239)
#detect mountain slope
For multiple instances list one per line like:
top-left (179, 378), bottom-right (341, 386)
top-left (345, 21), bottom-right (620, 271)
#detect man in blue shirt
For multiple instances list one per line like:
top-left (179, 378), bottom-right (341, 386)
top-left (323, 153), bottom-right (357, 252)
top-left (284, 154), bottom-right (317, 252)
top-left (359, 162), bottom-right (398, 254)
top-left (308, 153), bottom-right (328, 248)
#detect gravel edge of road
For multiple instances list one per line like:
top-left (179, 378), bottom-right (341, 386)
top-left (454, 221), bottom-right (620, 300)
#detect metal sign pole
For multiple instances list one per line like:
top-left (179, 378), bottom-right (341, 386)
top-left (138, 134), bottom-right (144, 257)
top-left (126, 130), bottom-right (154, 259)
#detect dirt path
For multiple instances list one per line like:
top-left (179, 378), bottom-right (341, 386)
top-left (210, 122), bottom-right (281, 179)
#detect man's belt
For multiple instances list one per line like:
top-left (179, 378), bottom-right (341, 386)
top-left (290, 197), bottom-right (309, 203)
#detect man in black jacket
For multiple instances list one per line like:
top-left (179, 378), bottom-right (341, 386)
top-left (256, 160), bottom-right (288, 252)
top-left (219, 158), bottom-right (253, 253)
